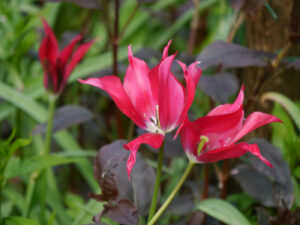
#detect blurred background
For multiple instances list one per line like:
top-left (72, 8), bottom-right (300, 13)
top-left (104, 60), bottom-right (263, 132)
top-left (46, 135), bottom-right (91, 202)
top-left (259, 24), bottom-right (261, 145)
top-left (0, 0), bottom-right (300, 225)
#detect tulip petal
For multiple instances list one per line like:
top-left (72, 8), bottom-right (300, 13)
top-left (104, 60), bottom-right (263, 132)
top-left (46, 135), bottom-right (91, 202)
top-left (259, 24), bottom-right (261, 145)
top-left (199, 142), bottom-right (273, 167)
top-left (148, 40), bottom-right (173, 105)
top-left (40, 18), bottom-right (59, 64)
top-left (65, 40), bottom-right (94, 84)
top-left (180, 119), bottom-right (199, 159)
top-left (40, 58), bottom-right (59, 92)
top-left (78, 77), bottom-right (146, 128)
top-left (124, 133), bottom-right (164, 179)
top-left (162, 40), bottom-right (172, 59)
top-left (123, 46), bottom-right (156, 120)
top-left (208, 85), bottom-right (244, 116)
top-left (59, 35), bottom-right (82, 71)
top-left (230, 112), bottom-right (282, 144)
top-left (159, 55), bottom-right (185, 132)
top-left (174, 61), bottom-right (202, 138)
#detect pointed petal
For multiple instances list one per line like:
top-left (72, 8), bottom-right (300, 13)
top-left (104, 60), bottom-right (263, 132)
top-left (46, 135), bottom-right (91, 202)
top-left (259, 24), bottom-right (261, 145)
top-left (174, 61), bottom-right (202, 138)
top-left (180, 119), bottom-right (199, 159)
top-left (230, 112), bottom-right (282, 144)
top-left (40, 18), bottom-right (59, 64)
top-left (208, 85), bottom-right (244, 116)
top-left (199, 142), bottom-right (273, 167)
top-left (78, 76), bottom-right (146, 128)
top-left (147, 40), bottom-right (173, 105)
top-left (159, 54), bottom-right (185, 132)
top-left (64, 40), bottom-right (94, 85)
top-left (124, 133), bottom-right (164, 179)
top-left (188, 106), bottom-right (244, 150)
top-left (59, 35), bottom-right (82, 70)
top-left (192, 105), bottom-right (244, 137)
top-left (123, 45), bottom-right (156, 120)
top-left (41, 59), bottom-right (59, 93)
top-left (162, 40), bottom-right (172, 59)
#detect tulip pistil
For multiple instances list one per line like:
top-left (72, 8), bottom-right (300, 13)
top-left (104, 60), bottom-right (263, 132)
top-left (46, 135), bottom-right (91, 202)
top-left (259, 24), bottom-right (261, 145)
top-left (155, 105), bottom-right (161, 129)
top-left (197, 135), bottom-right (209, 155)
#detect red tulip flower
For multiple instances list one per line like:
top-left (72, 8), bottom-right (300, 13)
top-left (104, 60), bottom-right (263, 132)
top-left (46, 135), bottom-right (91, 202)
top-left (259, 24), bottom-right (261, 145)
top-left (79, 41), bottom-right (202, 178)
top-left (180, 86), bottom-right (281, 167)
top-left (39, 18), bottom-right (94, 94)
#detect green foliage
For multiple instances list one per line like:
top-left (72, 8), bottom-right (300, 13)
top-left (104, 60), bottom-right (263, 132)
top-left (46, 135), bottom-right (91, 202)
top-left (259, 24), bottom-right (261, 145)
top-left (195, 198), bottom-right (251, 225)
top-left (0, 130), bottom-right (31, 189)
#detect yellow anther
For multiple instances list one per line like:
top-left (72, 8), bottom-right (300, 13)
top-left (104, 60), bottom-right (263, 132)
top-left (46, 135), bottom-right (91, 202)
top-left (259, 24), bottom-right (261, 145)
top-left (197, 135), bottom-right (209, 155)
top-left (155, 105), bottom-right (161, 129)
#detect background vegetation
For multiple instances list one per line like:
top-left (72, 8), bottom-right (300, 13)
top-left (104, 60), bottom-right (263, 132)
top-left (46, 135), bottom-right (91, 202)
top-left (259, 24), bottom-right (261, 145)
top-left (0, 0), bottom-right (300, 224)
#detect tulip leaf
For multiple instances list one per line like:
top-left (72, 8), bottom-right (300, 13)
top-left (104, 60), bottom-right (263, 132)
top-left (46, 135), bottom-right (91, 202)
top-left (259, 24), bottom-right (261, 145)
top-left (2, 216), bottom-right (40, 225)
top-left (0, 82), bottom-right (98, 191)
top-left (5, 155), bottom-right (81, 179)
top-left (195, 198), bottom-right (251, 225)
top-left (261, 92), bottom-right (300, 130)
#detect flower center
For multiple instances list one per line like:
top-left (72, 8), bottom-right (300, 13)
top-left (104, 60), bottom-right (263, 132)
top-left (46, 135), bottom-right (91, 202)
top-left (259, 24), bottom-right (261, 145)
top-left (146, 105), bottom-right (164, 134)
top-left (197, 135), bottom-right (209, 155)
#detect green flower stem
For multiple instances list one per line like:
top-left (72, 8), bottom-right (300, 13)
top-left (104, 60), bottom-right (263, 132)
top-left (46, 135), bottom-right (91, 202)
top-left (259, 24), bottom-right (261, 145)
top-left (40, 94), bottom-right (57, 223)
top-left (147, 160), bottom-right (195, 225)
top-left (23, 172), bottom-right (38, 217)
top-left (147, 143), bottom-right (165, 223)
top-left (22, 94), bottom-right (57, 221)
top-left (44, 94), bottom-right (57, 155)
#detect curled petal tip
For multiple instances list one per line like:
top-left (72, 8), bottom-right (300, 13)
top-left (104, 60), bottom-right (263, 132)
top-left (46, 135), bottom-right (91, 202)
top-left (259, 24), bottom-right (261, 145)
top-left (241, 84), bottom-right (245, 91)
top-left (196, 61), bottom-right (201, 64)
top-left (128, 44), bottom-right (133, 56)
top-left (77, 79), bottom-right (85, 84)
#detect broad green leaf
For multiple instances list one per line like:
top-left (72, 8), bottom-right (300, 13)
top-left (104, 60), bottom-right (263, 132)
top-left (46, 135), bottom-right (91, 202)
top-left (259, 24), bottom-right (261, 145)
top-left (5, 155), bottom-right (81, 179)
top-left (0, 82), bottom-right (98, 191)
top-left (3, 216), bottom-right (40, 225)
top-left (262, 92), bottom-right (300, 130)
top-left (195, 198), bottom-right (251, 225)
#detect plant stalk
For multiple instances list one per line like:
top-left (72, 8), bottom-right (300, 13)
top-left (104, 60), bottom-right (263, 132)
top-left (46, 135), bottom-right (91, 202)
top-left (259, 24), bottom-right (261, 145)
top-left (147, 143), bottom-right (165, 223)
top-left (147, 160), bottom-right (194, 225)
top-left (44, 95), bottom-right (56, 155)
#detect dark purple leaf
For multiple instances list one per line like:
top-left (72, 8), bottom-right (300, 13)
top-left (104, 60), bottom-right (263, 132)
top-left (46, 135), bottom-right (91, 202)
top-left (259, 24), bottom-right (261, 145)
top-left (91, 140), bottom-right (155, 215)
top-left (256, 207), bottom-right (271, 225)
top-left (33, 105), bottom-right (94, 135)
top-left (270, 207), bottom-right (300, 225)
top-left (92, 140), bottom-right (132, 202)
top-left (198, 73), bottom-right (239, 103)
top-left (248, 139), bottom-right (291, 186)
top-left (43, 0), bottom-right (100, 9)
top-left (287, 59), bottom-right (300, 70)
top-left (290, 0), bottom-right (300, 44)
top-left (230, 0), bottom-right (267, 15)
top-left (197, 41), bottom-right (274, 70)
top-left (137, 128), bottom-right (184, 157)
top-left (166, 195), bottom-right (194, 216)
top-left (231, 165), bottom-right (275, 207)
top-left (97, 200), bottom-right (139, 225)
top-left (232, 139), bottom-right (294, 208)
top-left (187, 211), bottom-right (206, 225)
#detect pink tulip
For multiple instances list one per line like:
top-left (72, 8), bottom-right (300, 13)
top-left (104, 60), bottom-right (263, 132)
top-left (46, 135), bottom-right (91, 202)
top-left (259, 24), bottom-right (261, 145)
top-left (180, 86), bottom-right (281, 167)
top-left (39, 18), bottom-right (94, 94)
top-left (79, 41), bottom-right (202, 178)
